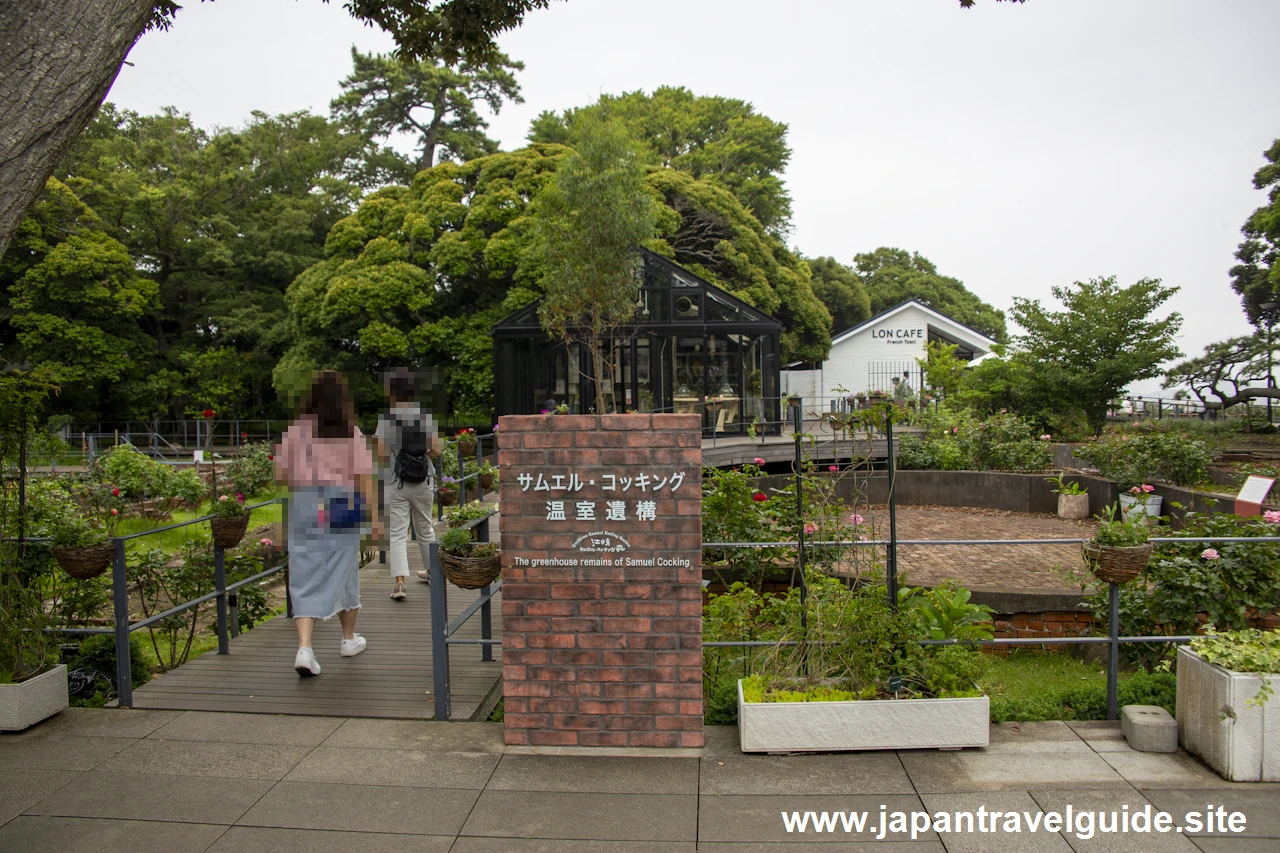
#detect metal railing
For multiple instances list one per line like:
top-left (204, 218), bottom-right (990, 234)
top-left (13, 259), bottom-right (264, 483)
top-left (42, 499), bottom-right (286, 707)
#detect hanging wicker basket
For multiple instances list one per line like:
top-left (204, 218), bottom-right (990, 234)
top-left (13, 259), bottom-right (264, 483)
top-left (439, 548), bottom-right (501, 589)
top-left (479, 472), bottom-right (495, 489)
top-left (1082, 541), bottom-right (1152, 584)
top-left (52, 543), bottom-right (114, 580)
top-left (438, 488), bottom-right (459, 507)
top-left (456, 440), bottom-right (477, 456)
top-left (209, 515), bottom-right (249, 549)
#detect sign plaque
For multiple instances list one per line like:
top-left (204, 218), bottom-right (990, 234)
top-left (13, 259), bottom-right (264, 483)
top-left (1234, 475), bottom-right (1275, 517)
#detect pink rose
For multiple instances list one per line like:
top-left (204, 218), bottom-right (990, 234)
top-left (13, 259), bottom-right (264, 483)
top-left (952, 427), bottom-right (959, 434)
top-left (1130, 486), bottom-right (1142, 496)
top-left (849, 513), bottom-right (864, 524)
top-left (858, 534), bottom-right (870, 542)
top-left (1201, 548), bottom-right (1219, 561)
top-left (803, 522), bottom-right (818, 534)
top-left (219, 495), bottom-right (229, 501)
top-left (1000, 409), bottom-right (1007, 413)
top-left (259, 537), bottom-right (273, 547)
top-left (1264, 510), bottom-right (1280, 524)
top-left (828, 465), bottom-right (838, 472)
top-left (1040, 434), bottom-right (1052, 441)
top-left (753, 457), bottom-right (766, 465)
top-left (1142, 484), bottom-right (1155, 493)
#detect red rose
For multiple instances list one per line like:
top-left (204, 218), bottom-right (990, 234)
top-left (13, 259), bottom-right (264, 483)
top-left (202, 409), bottom-right (214, 419)
top-left (268, 454), bottom-right (274, 460)
top-left (110, 509), bottom-right (118, 516)
top-left (751, 492), bottom-right (768, 503)
top-left (111, 487), bottom-right (120, 497)
top-left (241, 432), bottom-right (248, 438)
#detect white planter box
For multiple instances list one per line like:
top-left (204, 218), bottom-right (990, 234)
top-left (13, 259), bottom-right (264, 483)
top-left (0, 665), bottom-right (68, 732)
top-left (1177, 647), bottom-right (1280, 782)
top-left (737, 680), bottom-right (989, 753)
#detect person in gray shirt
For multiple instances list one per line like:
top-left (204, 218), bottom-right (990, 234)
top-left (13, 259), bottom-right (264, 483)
top-left (375, 370), bottom-right (442, 600)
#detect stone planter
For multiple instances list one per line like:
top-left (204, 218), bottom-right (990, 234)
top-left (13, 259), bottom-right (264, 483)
top-left (1057, 493), bottom-right (1090, 520)
top-left (1177, 647), bottom-right (1280, 781)
top-left (737, 680), bottom-right (989, 752)
top-left (0, 665), bottom-right (68, 732)
top-left (1119, 493), bottom-right (1163, 520)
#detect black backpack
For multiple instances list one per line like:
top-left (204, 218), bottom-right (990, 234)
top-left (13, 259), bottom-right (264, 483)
top-left (391, 416), bottom-right (431, 486)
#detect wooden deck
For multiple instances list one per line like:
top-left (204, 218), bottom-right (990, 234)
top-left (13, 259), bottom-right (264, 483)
top-left (131, 547), bottom-right (502, 721)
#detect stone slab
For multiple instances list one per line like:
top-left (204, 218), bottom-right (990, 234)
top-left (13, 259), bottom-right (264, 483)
top-left (26, 770), bottom-right (272, 824)
top-left (284, 745), bottom-right (499, 788)
top-left (451, 840), bottom-right (695, 853)
top-left (0, 734), bottom-right (133, 771)
top-left (208, 826), bottom-right (454, 853)
top-left (1141, 789), bottom-right (1280, 838)
top-left (1029, 789), bottom-right (1202, 852)
top-left (900, 749), bottom-right (1130, 793)
top-left (321, 719), bottom-right (504, 752)
top-left (0, 815), bottom-right (227, 853)
top-left (148, 710), bottom-right (344, 746)
top-left (0, 769), bottom-right (81, 824)
top-left (1100, 749), bottom-right (1242, 789)
top-left (700, 751), bottom-right (915, 795)
top-left (698, 794), bottom-right (932, 843)
top-left (98, 737), bottom-right (313, 780)
top-left (12, 707), bottom-right (180, 739)
top-left (1123, 705), bottom-right (1179, 753)
top-left (919, 791), bottom-right (1075, 852)
top-left (696, 845), bottom-right (944, 853)
top-left (487, 754), bottom-right (698, 794)
top-left (461, 790), bottom-right (697, 841)
top-left (236, 781), bottom-right (479, 835)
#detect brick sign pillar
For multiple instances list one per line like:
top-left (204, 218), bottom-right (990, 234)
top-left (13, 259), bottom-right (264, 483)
top-left (496, 414), bottom-right (704, 748)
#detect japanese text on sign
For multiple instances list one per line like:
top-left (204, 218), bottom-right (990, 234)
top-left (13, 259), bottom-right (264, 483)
top-left (516, 471), bottom-right (686, 493)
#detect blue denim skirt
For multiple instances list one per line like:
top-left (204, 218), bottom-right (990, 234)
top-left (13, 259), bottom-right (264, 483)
top-left (288, 485), bottom-right (361, 620)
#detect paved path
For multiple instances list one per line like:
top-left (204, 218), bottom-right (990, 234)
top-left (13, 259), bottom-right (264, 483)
top-left (1, 708), bottom-right (1274, 851)
top-left (858, 506), bottom-right (1097, 593)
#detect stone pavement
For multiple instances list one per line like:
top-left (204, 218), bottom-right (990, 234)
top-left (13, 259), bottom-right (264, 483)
top-left (859, 506), bottom-right (1097, 593)
top-left (2, 708), bottom-right (1276, 852)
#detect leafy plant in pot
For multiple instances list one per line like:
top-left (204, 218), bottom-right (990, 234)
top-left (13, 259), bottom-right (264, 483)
top-left (453, 428), bottom-right (477, 456)
top-left (49, 482), bottom-right (123, 579)
top-left (438, 527), bottom-right (500, 589)
top-left (1046, 474), bottom-right (1089, 520)
top-left (1082, 502), bottom-right (1152, 584)
top-left (444, 500), bottom-right (493, 538)
top-left (208, 492), bottom-right (250, 548)
top-left (437, 476), bottom-right (459, 507)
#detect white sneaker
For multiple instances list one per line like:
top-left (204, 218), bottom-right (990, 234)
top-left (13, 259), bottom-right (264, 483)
top-left (294, 647), bottom-right (321, 677)
top-left (415, 570), bottom-right (431, 584)
top-left (340, 634), bottom-right (367, 657)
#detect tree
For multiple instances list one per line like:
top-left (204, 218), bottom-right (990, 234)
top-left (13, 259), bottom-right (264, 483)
top-left (535, 117), bottom-right (658, 414)
top-left (1011, 276), bottom-right (1182, 435)
top-left (806, 257), bottom-right (869, 334)
top-left (1229, 138), bottom-right (1280, 326)
top-left (853, 247), bottom-right (1008, 341)
top-left (0, 0), bottom-right (553, 260)
top-left (1163, 336), bottom-right (1279, 411)
top-left (331, 48), bottom-right (523, 172)
top-left (916, 340), bottom-right (968, 400)
top-left (529, 87), bottom-right (793, 233)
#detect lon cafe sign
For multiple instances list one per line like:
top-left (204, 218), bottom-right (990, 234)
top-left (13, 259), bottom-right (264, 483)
top-left (870, 326), bottom-right (925, 346)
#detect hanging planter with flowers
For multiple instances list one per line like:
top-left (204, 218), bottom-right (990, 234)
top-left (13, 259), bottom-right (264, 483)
top-left (208, 492), bottom-right (250, 549)
top-left (1081, 502), bottom-right (1152, 584)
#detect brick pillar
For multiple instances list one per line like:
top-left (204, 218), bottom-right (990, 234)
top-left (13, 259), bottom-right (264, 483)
top-left (496, 414), bottom-right (704, 748)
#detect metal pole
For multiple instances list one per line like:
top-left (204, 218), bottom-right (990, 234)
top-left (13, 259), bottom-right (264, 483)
top-left (17, 389), bottom-right (26, 563)
top-left (214, 543), bottom-right (229, 654)
top-left (429, 542), bottom-right (451, 720)
top-left (111, 538), bottom-right (133, 707)
top-left (1107, 581), bottom-right (1120, 721)
top-left (228, 591), bottom-right (240, 639)
top-left (479, 516), bottom-right (492, 662)
top-left (886, 412), bottom-right (899, 610)
top-left (1269, 313), bottom-right (1275, 426)
top-left (793, 400), bottom-right (807, 668)
top-left (457, 440), bottom-right (465, 505)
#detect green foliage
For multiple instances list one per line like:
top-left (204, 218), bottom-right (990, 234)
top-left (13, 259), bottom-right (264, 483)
top-left (899, 584), bottom-right (996, 641)
top-left (225, 443), bottom-right (276, 498)
top-left (917, 340), bottom-right (968, 400)
top-left (1089, 503), bottom-right (1151, 548)
top-left (209, 494), bottom-right (250, 518)
top-left (332, 48), bottom-right (523, 172)
top-left (806, 257), bottom-right (870, 333)
top-left (894, 406), bottom-right (1052, 472)
top-left (91, 445), bottom-right (204, 517)
top-left (444, 499), bottom-right (495, 527)
top-left (440, 526), bottom-right (475, 553)
top-left (67, 633), bottom-right (151, 690)
top-left (1073, 428), bottom-right (1212, 489)
top-left (535, 115), bottom-right (658, 413)
top-left (1046, 474), bottom-right (1087, 496)
top-left (853, 248), bottom-right (1008, 342)
top-left (1229, 138), bottom-right (1280, 326)
top-left (1011, 276), bottom-right (1183, 435)
top-left (530, 86), bottom-right (793, 233)
top-left (986, 662), bottom-right (1176, 723)
top-left (1191, 628), bottom-right (1279, 706)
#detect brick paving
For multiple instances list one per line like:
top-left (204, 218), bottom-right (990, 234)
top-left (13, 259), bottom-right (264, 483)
top-left (853, 505), bottom-right (1098, 593)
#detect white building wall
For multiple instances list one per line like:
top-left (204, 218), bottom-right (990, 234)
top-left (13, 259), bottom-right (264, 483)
top-left (821, 305), bottom-right (933, 397)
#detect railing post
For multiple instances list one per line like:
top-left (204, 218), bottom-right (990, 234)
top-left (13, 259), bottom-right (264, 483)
top-left (214, 542), bottom-right (229, 655)
top-left (1106, 581), bottom-right (1120, 721)
top-left (479, 516), bottom-right (492, 663)
top-left (110, 538), bottom-right (133, 708)
top-left (228, 591), bottom-right (240, 638)
top-left (429, 541), bottom-right (451, 720)
top-left (457, 441), bottom-right (466, 505)
top-left (886, 413), bottom-right (899, 610)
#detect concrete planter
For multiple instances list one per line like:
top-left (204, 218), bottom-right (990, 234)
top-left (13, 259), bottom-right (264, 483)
top-left (0, 665), bottom-right (68, 732)
top-left (1177, 647), bottom-right (1280, 782)
top-left (1057, 493), bottom-right (1090, 520)
top-left (737, 680), bottom-right (989, 753)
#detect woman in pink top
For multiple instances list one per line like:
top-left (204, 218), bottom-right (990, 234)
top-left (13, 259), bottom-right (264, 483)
top-left (274, 371), bottom-right (379, 677)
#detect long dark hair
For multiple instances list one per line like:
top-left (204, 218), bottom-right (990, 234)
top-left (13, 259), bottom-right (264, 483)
top-left (301, 370), bottom-right (355, 439)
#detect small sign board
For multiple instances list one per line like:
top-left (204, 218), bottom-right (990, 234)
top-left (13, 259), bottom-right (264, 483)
top-left (193, 450), bottom-right (205, 463)
top-left (1235, 475), bottom-right (1275, 517)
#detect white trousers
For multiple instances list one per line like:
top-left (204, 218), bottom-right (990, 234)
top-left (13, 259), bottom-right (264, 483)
top-left (387, 479), bottom-right (436, 579)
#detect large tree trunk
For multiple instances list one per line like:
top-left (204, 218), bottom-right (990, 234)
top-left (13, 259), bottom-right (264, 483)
top-left (0, 0), bottom-right (153, 258)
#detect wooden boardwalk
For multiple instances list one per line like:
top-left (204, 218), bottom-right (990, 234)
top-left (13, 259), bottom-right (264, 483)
top-left (131, 547), bottom-right (502, 721)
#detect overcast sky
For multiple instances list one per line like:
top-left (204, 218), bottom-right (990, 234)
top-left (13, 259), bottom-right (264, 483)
top-left (106, 0), bottom-right (1279, 396)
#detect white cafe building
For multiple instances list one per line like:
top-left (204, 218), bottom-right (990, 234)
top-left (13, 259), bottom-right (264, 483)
top-left (781, 299), bottom-right (1000, 402)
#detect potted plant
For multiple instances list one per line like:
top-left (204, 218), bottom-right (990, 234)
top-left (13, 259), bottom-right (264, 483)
top-left (454, 428), bottom-right (477, 456)
top-left (1046, 474), bottom-right (1090, 520)
top-left (444, 500), bottom-right (495, 538)
top-left (785, 393), bottom-right (802, 409)
top-left (208, 492), bottom-right (250, 548)
top-left (438, 527), bottom-right (500, 589)
top-left (730, 574), bottom-right (991, 752)
top-left (477, 461), bottom-right (498, 489)
top-left (1177, 628), bottom-right (1279, 781)
top-left (867, 389), bottom-right (887, 403)
top-left (1081, 502), bottom-right (1152, 584)
top-left (1119, 483), bottom-right (1163, 522)
top-left (437, 476), bottom-right (459, 507)
top-left (0, 586), bottom-right (67, 731)
top-left (48, 481), bottom-right (122, 580)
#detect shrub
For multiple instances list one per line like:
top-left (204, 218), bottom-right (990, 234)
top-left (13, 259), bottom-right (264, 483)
top-left (988, 670), bottom-right (1176, 723)
top-left (224, 442), bottom-right (275, 498)
top-left (67, 632), bottom-right (151, 690)
top-left (91, 445), bottom-right (204, 515)
top-left (1075, 429), bottom-right (1212, 489)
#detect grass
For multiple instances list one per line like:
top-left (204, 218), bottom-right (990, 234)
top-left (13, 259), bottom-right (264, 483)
top-left (116, 498), bottom-right (281, 555)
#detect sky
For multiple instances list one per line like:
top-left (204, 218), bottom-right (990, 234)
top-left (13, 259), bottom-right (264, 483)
top-left (106, 0), bottom-right (1279, 396)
